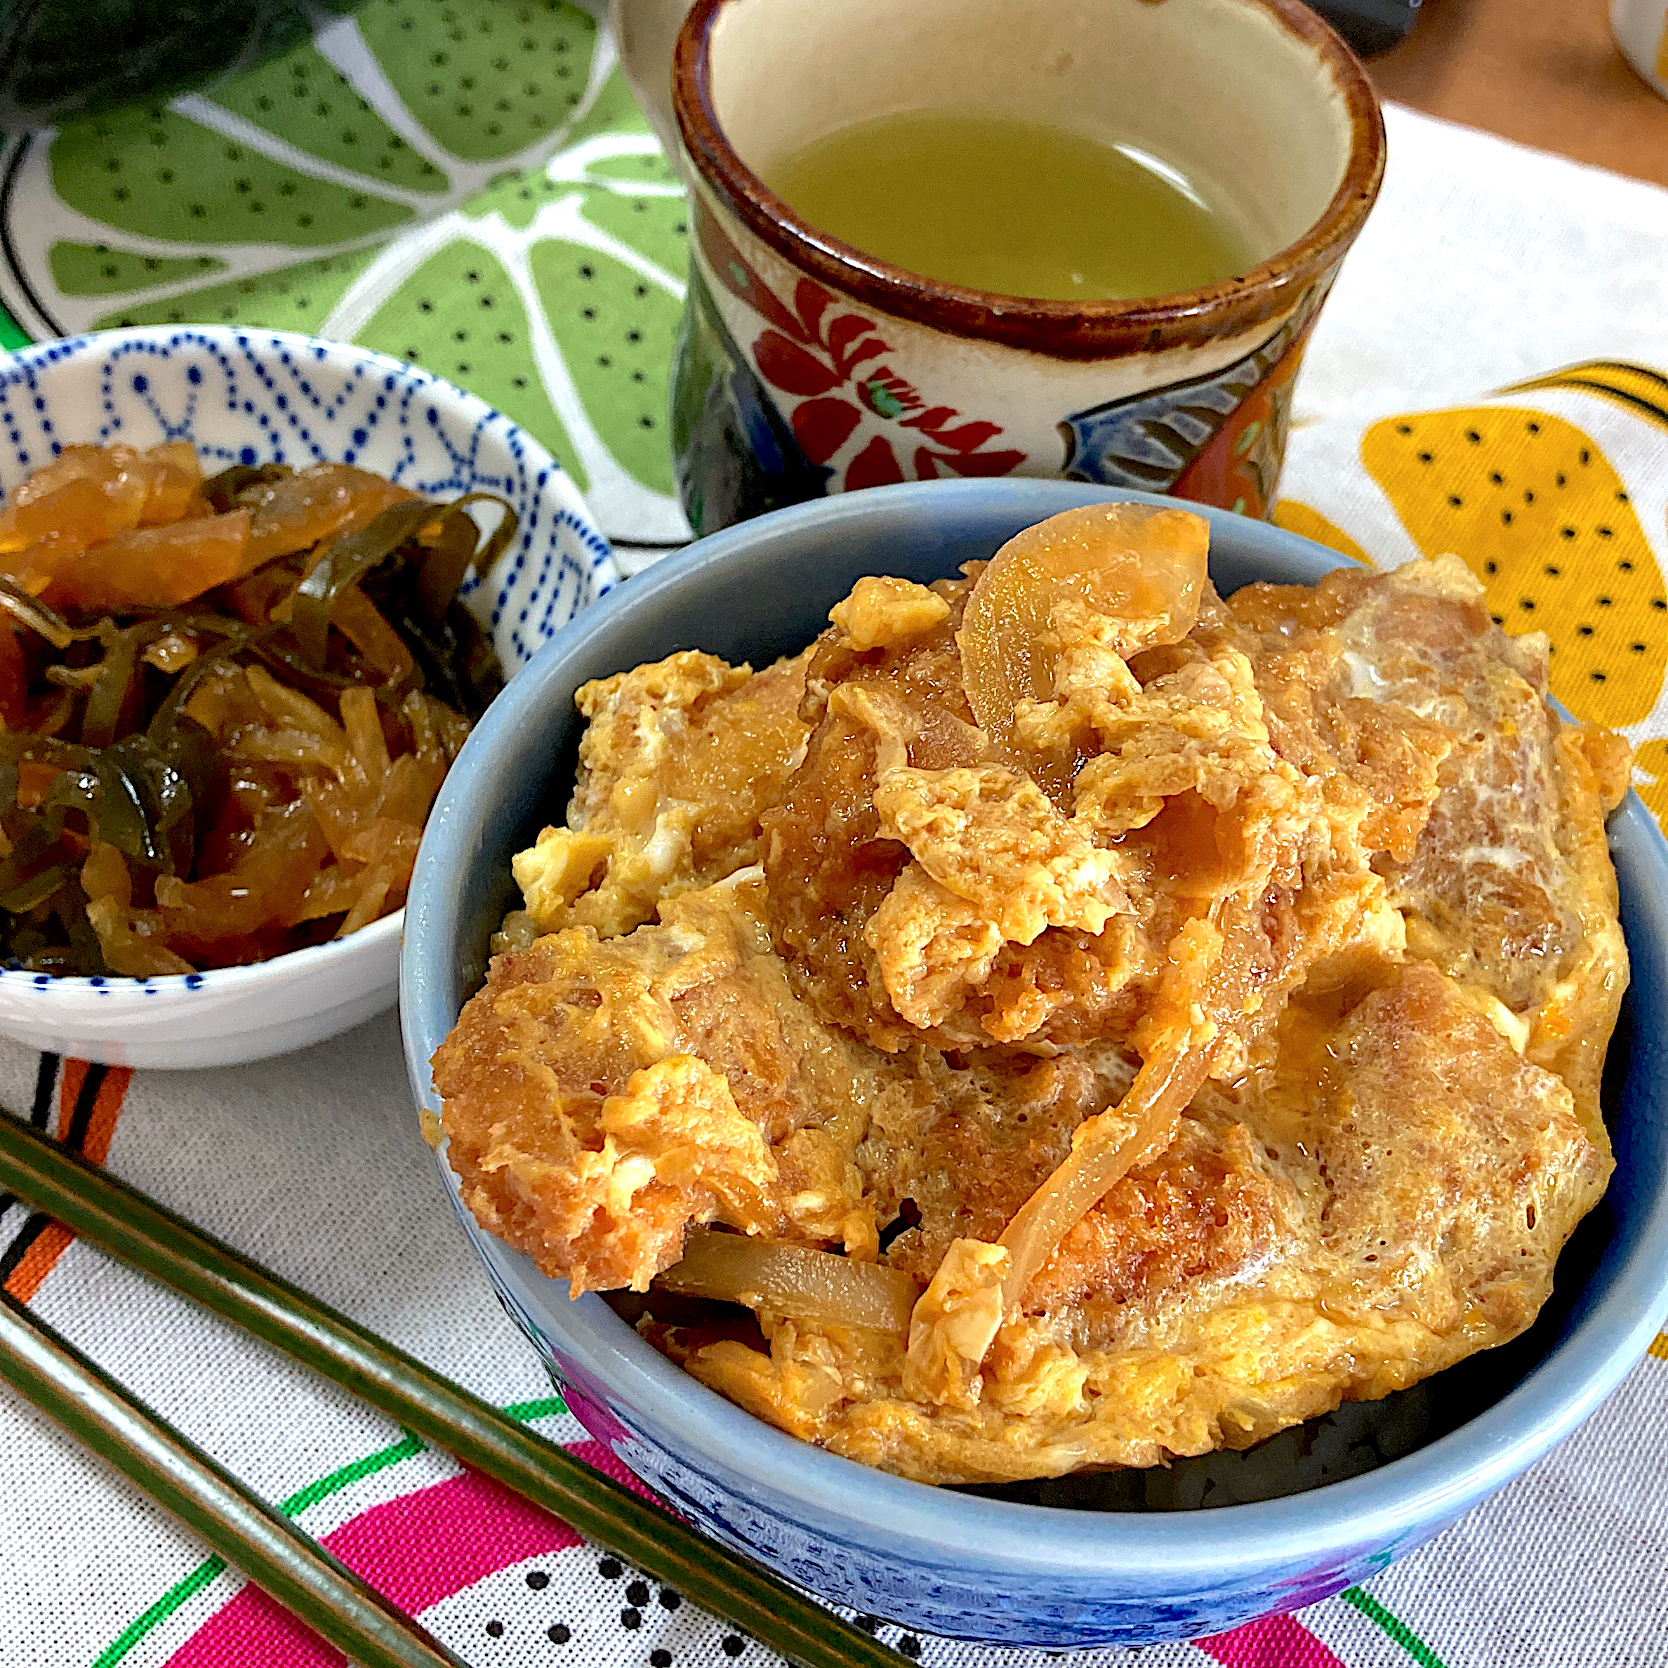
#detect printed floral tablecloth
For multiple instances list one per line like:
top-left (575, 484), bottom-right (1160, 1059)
top-left (2, 5), bottom-right (1668, 1666)
top-left (0, 0), bottom-right (692, 552)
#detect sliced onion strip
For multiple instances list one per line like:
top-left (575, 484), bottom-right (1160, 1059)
top-left (995, 897), bottom-right (1266, 1312)
top-left (996, 1038), bottom-right (1216, 1309)
top-left (656, 1228), bottom-right (921, 1334)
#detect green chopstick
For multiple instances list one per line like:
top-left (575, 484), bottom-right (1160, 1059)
top-left (0, 1289), bottom-right (469, 1668)
top-left (0, 1107), bottom-right (904, 1668)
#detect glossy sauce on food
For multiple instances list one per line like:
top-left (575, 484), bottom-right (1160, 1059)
top-left (436, 506), bottom-right (1626, 1485)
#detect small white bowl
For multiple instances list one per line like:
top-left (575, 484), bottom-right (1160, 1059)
top-left (0, 325), bottom-right (614, 1068)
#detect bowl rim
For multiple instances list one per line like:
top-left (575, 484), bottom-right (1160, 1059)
top-left (0, 911), bottom-right (404, 1000)
top-left (0, 322), bottom-right (604, 1001)
top-left (404, 478), bottom-right (1668, 1578)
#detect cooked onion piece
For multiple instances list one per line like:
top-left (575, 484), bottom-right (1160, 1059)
top-left (957, 501), bottom-right (1209, 753)
top-left (996, 1034), bottom-right (1216, 1313)
top-left (656, 1228), bottom-right (922, 1334)
top-left (993, 898), bottom-right (1283, 1316)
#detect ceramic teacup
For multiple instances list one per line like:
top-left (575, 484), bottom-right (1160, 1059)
top-left (647, 0), bottom-right (1384, 536)
top-left (1613, 0), bottom-right (1668, 97)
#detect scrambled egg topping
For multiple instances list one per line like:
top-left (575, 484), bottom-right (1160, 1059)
top-left (435, 506), bottom-right (1626, 1485)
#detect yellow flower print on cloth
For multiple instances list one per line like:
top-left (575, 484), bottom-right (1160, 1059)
top-left (1273, 359), bottom-right (1668, 850)
top-left (1361, 406), bottom-right (1666, 729)
top-left (1270, 500), bottom-right (1373, 568)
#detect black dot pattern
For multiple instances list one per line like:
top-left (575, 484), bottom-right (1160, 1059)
top-left (65, 44), bottom-right (689, 512)
top-left (100, 249), bottom-right (373, 331)
top-left (1366, 406), bottom-right (1665, 723)
top-left (214, 40), bottom-right (446, 192)
top-left (350, 239), bottom-right (598, 493)
top-left (318, 1516), bottom-right (969, 1668)
top-left (54, 105), bottom-right (411, 246)
top-left (361, 0), bottom-right (598, 162)
top-left (50, 240), bottom-right (223, 299)
top-left (531, 238), bottom-right (682, 496)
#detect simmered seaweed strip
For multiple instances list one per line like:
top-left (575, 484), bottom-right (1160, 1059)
top-left (0, 447), bottom-right (510, 975)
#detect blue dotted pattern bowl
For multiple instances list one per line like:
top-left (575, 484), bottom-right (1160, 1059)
top-left (0, 325), bottom-right (615, 1069)
top-left (402, 478), bottom-right (1668, 1647)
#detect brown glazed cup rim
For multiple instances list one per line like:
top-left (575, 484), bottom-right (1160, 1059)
top-left (673, 0), bottom-right (1386, 363)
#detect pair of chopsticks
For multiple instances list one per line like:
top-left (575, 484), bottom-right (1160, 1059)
top-left (0, 1108), bottom-right (903, 1668)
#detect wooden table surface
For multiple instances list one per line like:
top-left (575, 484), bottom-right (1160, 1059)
top-left (1371, 0), bottom-right (1668, 188)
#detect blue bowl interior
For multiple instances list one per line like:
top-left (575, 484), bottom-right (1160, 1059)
top-left (403, 479), bottom-right (1668, 1638)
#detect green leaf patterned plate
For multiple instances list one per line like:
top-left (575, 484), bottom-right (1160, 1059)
top-left (0, 0), bottom-right (691, 546)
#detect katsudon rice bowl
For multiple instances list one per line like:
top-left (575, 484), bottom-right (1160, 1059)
top-left (403, 479), bottom-right (1668, 1647)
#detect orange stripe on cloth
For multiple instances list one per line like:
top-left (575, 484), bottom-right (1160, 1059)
top-left (4, 1220), bottom-right (78, 1303)
top-left (5, 1061), bottom-right (132, 1302)
top-left (62, 1061), bottom-right (132, 1167)
top-left (1649, 1333), bottom-right (1668, 1362)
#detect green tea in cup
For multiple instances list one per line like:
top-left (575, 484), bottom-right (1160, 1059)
top-left (760, 108), bottom-right (1256, 302)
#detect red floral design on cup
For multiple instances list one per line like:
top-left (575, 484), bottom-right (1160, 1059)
top-left (697, 209), bottom-right (1026, 492)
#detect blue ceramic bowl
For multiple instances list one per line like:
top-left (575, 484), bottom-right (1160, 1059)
top-left (401, 479), bottom-right (1668, 1647)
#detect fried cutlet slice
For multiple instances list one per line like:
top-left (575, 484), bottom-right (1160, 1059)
top-left (439, 548), bottom-right (1625, 1486)
top-left (435, 877), bottom-right (935, 1294)
top-left (676, 959), bottom-right (1608, 1483)
top-left (1226, 552), bottom-right (1629, 1132)
top-left (508, 648), bottom-right (812, 943)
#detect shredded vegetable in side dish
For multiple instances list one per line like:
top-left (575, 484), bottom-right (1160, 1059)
top-left (0, 443), bottom-right (510, 976)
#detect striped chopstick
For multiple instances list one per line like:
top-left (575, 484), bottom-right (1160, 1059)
top-left (0, 1289), bottom-right (469, 1668)
top-left (0, 1107), bottom-right (905, 1668)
